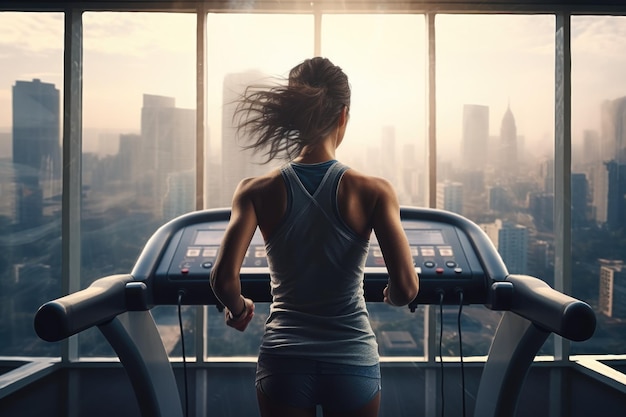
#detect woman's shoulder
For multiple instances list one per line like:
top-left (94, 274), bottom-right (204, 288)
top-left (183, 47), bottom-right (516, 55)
top-left (342, 167), bottom-right (394, 194)
top-left (236, 168), bottom-right (284, 196)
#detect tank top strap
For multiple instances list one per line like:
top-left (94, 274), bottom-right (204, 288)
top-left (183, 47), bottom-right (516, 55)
top-left (312, 161), bottom-right (349, 214)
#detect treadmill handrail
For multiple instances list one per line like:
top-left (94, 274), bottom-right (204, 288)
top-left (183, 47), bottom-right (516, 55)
top-left (34, 274), bottom-right (133, 342)
top-left (507, 274), bottom-right (596, 341)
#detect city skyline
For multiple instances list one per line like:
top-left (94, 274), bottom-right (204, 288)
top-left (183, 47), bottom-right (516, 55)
top-left (1, 13), bottom-right (626, 159)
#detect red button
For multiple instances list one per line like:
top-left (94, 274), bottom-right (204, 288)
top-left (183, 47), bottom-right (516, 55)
top-left (435, 267), bottom-right (444, 274)
top-left (181, 268), bottom-right (189, 274)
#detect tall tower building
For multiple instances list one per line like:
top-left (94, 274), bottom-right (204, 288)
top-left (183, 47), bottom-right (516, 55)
top-left (140, 94), bottom-right (195, 219)
top-left (462, 104), bottom-right (489, 169)
top-left (220, 71), bottom-right (276, 207)
top-left (12, 79), bottom-right (61, 176)
top-left (481, 219), bottom-right (528, 274)
top-left (600, 97), bottom-right (626, 163)
top-left (12, 79), bottom-right (60, 227)
top-left (593, 97), bottom-right (626, 225)
top-left (499, 103), bottom-right (518, 174)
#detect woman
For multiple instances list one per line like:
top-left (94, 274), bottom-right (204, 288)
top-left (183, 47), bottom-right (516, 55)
top-left (210, 57), bottom-right (419, 417)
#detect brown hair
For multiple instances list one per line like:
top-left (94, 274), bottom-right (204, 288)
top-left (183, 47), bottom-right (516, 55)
top-left (234, 57), bottom-right (350, 163)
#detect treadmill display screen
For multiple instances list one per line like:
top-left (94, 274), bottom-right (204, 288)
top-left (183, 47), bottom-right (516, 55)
top-left (193, 230), bottom-right (223, 245)
top-left (404, 229), bottom-right (445, 245)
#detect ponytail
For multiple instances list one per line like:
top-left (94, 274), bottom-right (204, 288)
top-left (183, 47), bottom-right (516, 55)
top-left (234, 57), bottom-right (350, 163)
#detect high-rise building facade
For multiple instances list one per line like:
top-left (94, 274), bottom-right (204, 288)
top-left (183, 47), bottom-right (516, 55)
top-left (12, 79), bottom-right (61, 175)
top-left (12, 79), bottom-right (61, 227)
top-left (436, 180), bottom-right (463, 215)
top-left (499, 103), bottom-right (518, 174)
top-left (598, 259), bottom-right (626, 319)
top-left (462, 104), bottom-right (489, 169)
top-left (140, 94), bottom-right (195, 220)
top-left (481, 219), bottom-right (529, 275)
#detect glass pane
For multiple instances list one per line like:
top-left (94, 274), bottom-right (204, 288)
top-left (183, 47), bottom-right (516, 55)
top-left (437, 14), bottom-right (555, 356)
top-left (571, 16), bottom-right (626, 355)
top-left (322, 14), bottom-right (427, 357)
top-left (204, 13), bottom-right (313, 358)
top-left (0, 12), bottom-right (63, 357)
top-left (205, 14), bottom-right (313, 357)
top-left (80, 12), bottom-right (196, 357)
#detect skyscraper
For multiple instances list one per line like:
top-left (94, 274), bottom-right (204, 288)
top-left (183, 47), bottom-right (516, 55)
top-left (12, 79), bottom-right (61, 227)
top-left (592, 97), bottom-right (626, 225)
top-left (12, 79), bottom-right (61, 175)
top-left (499, 103), bottom-right (518, 174)
top-left (462, 104), bottom-right (489, 169)
top-left (140, 94), bottom-right (195, 219)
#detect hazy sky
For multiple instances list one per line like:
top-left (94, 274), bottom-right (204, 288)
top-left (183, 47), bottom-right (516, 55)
top-left (1, 11), bottom-right (626, 160)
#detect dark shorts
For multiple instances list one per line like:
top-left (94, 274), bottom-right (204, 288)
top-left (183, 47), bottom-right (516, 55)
top-left (255, 353), bottom-right (381, 411)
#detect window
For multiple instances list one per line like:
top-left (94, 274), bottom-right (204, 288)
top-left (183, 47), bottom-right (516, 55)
top-left (204, 12), bottom-right (314, 358)
top-left (80, 12), bottom-right (197, 357)
top-left (571, 15), bottom-right (626, 355)
top-left (436, 14), bottom-right (556, 355)
top-left (322, 13), bottom-right (427, 357)
top-left (0, 12), bottom-right (63, 357)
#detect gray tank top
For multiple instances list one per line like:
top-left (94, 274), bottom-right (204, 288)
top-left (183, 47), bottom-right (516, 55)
top-left (259, 161), bottom-right (379, 366)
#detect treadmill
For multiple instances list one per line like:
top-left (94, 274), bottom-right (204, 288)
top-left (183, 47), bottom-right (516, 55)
top-left (34, 207), bottom-right (596, 417)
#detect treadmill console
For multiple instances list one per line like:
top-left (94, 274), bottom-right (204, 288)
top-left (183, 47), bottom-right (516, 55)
top-left (145, 207), bottom-right (501, 306)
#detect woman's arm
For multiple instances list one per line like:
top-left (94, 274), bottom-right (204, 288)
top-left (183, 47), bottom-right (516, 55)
top-left (371, 179), bottom-right (419, 306)
top-left (210, 178), bottom-right (257, 331)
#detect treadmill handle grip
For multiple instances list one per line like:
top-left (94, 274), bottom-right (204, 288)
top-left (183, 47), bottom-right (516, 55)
top-left (507, 274), bottom-right (596, 342)
top-left (34, 274), bottom-right (134, 342)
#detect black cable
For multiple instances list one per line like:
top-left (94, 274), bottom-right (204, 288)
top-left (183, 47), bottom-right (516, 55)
top-left (177, 291), bottom-right (189, 417)
top-left (438, 290), bottom-right (444, 417)
top-left (457, 290), bottom-right (466, 417)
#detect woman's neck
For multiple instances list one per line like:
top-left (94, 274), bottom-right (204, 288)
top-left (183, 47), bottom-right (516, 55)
top-left (294, 136), bottom-right (338, 164)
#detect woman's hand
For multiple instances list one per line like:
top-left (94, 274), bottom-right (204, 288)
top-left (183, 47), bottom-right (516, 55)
top-left (225, 297), bottom-right (255, 332)
top-left (383, 285), bottom-right (394, 306)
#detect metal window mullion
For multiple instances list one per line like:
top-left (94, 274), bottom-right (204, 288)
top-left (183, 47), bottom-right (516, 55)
top-left (424, 12), bottom-right (438, 363)
top-left (196, 6), bottom-right (207, 370)
top-left (554, 12), bottom-right (572, 362)
top-left (61, 7), bottom-right (83, 364)
top-left (314, 6), bottom-right (321, 56)
top-left (424, 12), bottom-right (440, 417)
top-left (550, 12), bottom-right (573, 417)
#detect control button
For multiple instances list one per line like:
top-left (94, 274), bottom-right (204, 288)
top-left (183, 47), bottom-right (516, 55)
top-left (202, 261), bottom-right (213, 269)
top-left (445, 260), bottom-right (457, 268)
top-left (202, 248), bottom-right (217, 257)
top-left (435, 267), bottom-right (444, 274)
top-left (181, 268), bottom-right (189, 275)
top-left (424, 261), bottom-right (436, 268)
top-left (186, 247), bottom-right (201, 257)
top-left (439, 247), bottom-right (454, 256)
top-left (421, 248), bottom-right (436, 257)
top-left (454, 267), bottom-right (463, 274)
